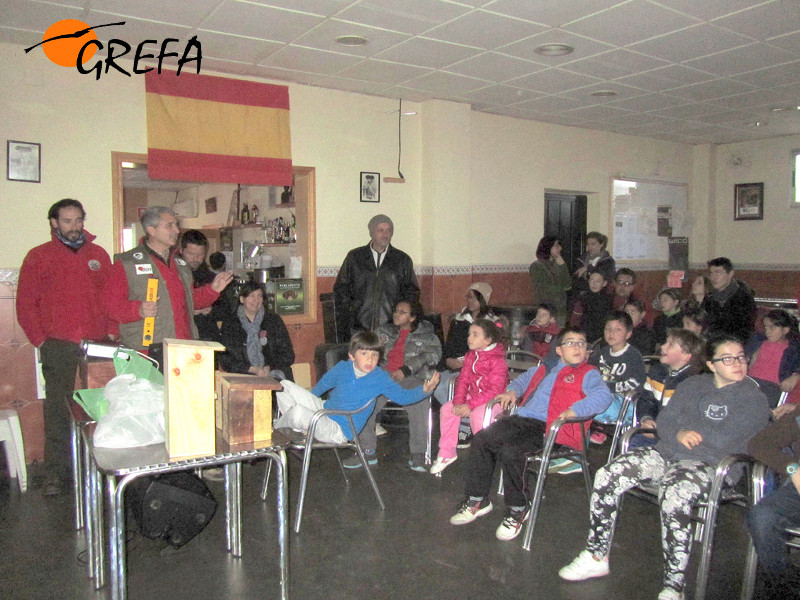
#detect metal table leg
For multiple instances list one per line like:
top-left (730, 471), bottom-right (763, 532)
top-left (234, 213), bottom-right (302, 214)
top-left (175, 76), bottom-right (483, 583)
top-left (265, 450), bottom-right (289, 600)
top-left (224, 461), bottom-right (242, 556)
top-left (70, 420), bottom-right (84, 531)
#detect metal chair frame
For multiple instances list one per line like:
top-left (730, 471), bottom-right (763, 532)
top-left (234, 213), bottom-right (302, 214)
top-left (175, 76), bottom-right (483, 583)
top-left (617, 426), bottom-right (759, 600)
top-left (261, 398), bottom-right (385, 532)
top-left (589, 390), bottom-right (640, 464)
top-left (521, 414), bottom-right (597, 551)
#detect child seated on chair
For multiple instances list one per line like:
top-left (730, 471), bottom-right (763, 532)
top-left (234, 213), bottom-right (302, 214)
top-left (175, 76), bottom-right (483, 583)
top-left (559, 335), bottom-right (770, 600)
top-left (570, 272), bottom-right (613, 345)
top-left (588, 311), bottom-right (646, 438)
top-left (430, 318), bottom-right (508, 475)
top-left (274, 331), bottom-right (439, 446)
top-left (448, 327), bottom-right (611, 541)
top-left (521, 302), bottom-right (561, 358)
top-left (630, 328), bottom-right (705, 448)
top-left (624, 298), bottom-right (656, 356)
top-left (745, 309), bottom-right (800, 409)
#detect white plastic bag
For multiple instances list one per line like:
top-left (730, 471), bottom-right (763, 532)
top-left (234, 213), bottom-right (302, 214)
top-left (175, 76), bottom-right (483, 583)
top-left (93, 374), bottom-right (166, 448)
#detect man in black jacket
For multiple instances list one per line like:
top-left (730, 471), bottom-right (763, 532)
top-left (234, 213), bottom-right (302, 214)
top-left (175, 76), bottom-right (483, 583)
top-left (334, 214), bottom-right (419, 340)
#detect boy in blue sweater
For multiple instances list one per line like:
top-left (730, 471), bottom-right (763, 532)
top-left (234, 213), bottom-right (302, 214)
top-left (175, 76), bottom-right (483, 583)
top-left (275, 331), bottom-right (439, 445)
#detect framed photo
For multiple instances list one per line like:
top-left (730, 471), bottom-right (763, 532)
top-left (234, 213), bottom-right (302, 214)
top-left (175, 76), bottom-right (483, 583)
top-left (7, 140), bottom-right (41, 183)
top-left (734, 182), bottom-right (763, 221)
top-left (205, 196), bottom-right (217, 214)
top-left (360, 172), bottom-right (379, 203)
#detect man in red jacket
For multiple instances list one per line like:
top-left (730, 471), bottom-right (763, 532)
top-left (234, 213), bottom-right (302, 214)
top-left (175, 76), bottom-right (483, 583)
top-left (17, 199), bottom-right (112, 496)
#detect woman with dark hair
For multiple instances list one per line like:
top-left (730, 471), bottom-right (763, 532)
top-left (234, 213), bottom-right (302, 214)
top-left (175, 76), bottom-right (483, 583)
top-left (219, 280), bottom-right (295, 381)
top-left (529, 235), bottom-right (572, 325)
top-left (572, 231), bottom-right (616, 295)
top-left (745, 309), bottom-right (800, 409)
top-left (434, 282), bottom-right (499, 406)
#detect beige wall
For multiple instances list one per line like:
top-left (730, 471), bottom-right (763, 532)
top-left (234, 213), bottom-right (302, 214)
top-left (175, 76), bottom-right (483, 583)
top-left (2, 41), bottom-right (799, 273)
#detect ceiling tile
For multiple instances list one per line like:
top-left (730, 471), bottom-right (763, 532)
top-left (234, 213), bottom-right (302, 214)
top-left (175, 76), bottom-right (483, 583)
top-left (628, 23), bottom-right (753, 64)
top-left (291, 18), bottom-right (409, 56)
top-left (199, 56), bottom-right (253, 76)
top-left (401, 70), bottom-right (490, 94)
top-left (508, 67), bottom-right (601, 93)
top-left (375, 37), bottom-right (479, 69)
top-left (0, 0), bottom-right (84, 30)
top-left (499, 29), bottom-right (613, 65)
top-left (685, 43), bottom-right (798, 77)
top-left (310, 74), bottom-right (389, 95)
top-left (424, 9), bottom-right (547, 49)
top-left (374, 85), bottom-right (434, 102)
top-left (712, 87), bottom-right (800, 110)
top-left (664, 77), bottom-right (756, 101)
top-left (86, 11), bottom-right (192, 44)
top-left (445, 51), bottom-right (546, 82)
top-left (337, 58), bottom-right (431, 84)
top-left (245, 0), bottom-right (359, 18)
top-left (615, 64), bottom-right (715, 91)
top-left (712, 1), bottom-right (800, 41)
top-left (334, 0), bottom-right (471, 35)
top-left (81, 0), bottom-right (221, 27)
top-left (563, 49), bottom-right (670, 79)
top-left (459, 83), bottom-right (539, 105)
top-left (484, 0), bottom-right (625, 27)
top-left (604, 92), bottom-right (689, 112)
top-left (766, 30), bottom-right (800, 56)
top-left (649, 102), bottom-right (728, 119)
top-left (562, 104), bottom-right (635, 121)
top-left (560, 81), bottom-right (645, 103)
top-left (731, 60), bottom-right (800, 87)
top-left (513, 94), bottom-right (597, 113)
top-left (259, 45), bottom-right (363, 75)
top-left (192, 30), bottom-right (283, 63)
top-left (652, 0), bottom-right (768, 21)
top-left (563, 0), bottom-right (700, 47)
top-left (200, 1), bottom-right (324, 42)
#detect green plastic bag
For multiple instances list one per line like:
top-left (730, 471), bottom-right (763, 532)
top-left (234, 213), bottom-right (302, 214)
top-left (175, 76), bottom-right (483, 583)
top-left (73, 348), bottom-right (164, 421)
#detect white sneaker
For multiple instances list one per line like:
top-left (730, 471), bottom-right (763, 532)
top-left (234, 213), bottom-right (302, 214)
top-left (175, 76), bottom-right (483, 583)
top-left (429, 456), bottom-right (457, 475)
top-left (558, 550), bottom-right (610, 581)
top-left (376, 423), bottom-right (388, 436)
top-left (657, 588), bottom-right (684, 600)
top-left (495, 508), bottom-right (529, 541)
top-left (449, 498), bottom-right (493, 525)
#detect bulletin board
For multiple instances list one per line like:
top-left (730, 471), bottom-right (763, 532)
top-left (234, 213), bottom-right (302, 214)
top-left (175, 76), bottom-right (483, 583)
top-left (610, 178), bottom-right (689, 263)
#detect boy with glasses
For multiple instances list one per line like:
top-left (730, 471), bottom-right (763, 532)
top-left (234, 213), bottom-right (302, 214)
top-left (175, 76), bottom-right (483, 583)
top-left (448, 327), bottom-right (611, 541)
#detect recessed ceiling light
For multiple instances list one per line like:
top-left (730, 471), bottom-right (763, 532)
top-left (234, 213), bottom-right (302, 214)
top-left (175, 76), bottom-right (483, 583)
top-left (591, 90), bottom-right (617, 97)
top-left (746, 121), bottom-right (768, 127)
top-left (534, 43), bottom-right (574, 57)
top-left (336, 35), bottom-right (368, 47)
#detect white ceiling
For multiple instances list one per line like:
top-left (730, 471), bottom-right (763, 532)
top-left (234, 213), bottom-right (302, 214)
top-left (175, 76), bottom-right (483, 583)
top-left (3, 0), bottom-right (800, 145)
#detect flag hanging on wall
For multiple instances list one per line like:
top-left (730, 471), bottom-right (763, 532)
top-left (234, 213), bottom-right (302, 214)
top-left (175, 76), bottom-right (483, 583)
top-left (145, 70), bottom-right (292, 186)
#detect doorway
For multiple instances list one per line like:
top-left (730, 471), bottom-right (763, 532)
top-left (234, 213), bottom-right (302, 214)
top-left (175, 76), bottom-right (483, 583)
top-left (544, 193), bottom-right (587, 273)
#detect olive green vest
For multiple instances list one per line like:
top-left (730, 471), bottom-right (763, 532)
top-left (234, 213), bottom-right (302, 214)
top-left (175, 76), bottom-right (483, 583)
top-left (115, 244), bottom-right (198, 350)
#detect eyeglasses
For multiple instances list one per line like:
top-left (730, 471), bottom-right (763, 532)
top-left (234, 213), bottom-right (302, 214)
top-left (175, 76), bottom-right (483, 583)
top-left (711, 355), bottom-right (748, 366)
top-left (560, 341), bottom-right (587, 348)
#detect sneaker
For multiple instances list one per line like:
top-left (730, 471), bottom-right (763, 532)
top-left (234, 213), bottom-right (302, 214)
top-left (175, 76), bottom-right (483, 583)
top-left (657, 588), bottom-right (684, 600)
top-left (450, 497), bottom-right (493, 525)
top-left (558, 550), bottom-right (610, 581)
top-left (376, 423), bottom-right (388, 437)
top-left (342, 450), bottom-right (378, 469)
top-left (457, 432), bottom-right (473, 449)
top-left (547, 458), bottom-right (575, 473)
top-left (430, 455), bottom-right (457, 475)
top-left (408, 453), bottom-right (427, 472)
top-left (495, 508), bottom-right (529, 541)
top-left (589, 432), bottom-right (607, 444)
top-left (557, 461), bottom-right (583, 475)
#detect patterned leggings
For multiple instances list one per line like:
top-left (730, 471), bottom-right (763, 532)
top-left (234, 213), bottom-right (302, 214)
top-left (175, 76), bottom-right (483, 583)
top-left (586, 447), bottom-right (713, 593)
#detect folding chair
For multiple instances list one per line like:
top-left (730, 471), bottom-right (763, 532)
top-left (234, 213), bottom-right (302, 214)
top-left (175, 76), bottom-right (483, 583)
top-left (261, 398), bottom-right (384, 532)
top-left (618, 426), bottom-right (759, 600)
top-left (589, 390), bottom-right (640, 464)
top-left (521, 414), bottom-right (597, 551)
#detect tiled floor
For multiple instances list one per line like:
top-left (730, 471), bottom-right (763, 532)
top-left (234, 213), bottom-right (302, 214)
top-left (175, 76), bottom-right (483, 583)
top-left (0, 419), bottom-right (760, 600)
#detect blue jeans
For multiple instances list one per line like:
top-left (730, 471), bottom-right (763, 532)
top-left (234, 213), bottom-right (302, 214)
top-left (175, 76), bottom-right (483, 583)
top-left (748, 480), bottom-right (800, 575)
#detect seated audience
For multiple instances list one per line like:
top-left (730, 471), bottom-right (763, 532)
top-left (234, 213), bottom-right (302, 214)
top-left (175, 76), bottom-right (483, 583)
top-left (529, 236), bottom-right (572, 326)
top-left (630, 328), bottom-right (705, 448)
top-left (572, 231), bottom-right (616, 295)
top-left (745, 309), bottom-right (800, 408)
top-left (682, 304), bottom-right (710, 338)
top-left (588, 311), bottom-right (646, 445)
top-left (611, 267), bottom-right (638, 311)
top-left (559, 335), bottom-right (770, 600)
top-left (219, 281), bottom-right (295, 381)
top-left (351, 299), bottom-right (441, 472)
top-left (624, 298), bottom-right (656, 356)
top-left (430, 318), bottom-right (508, 475)
top-left (274, 331), bottom-right (438, 443)
top-left (697, 257), bottom-right (756, 343)
top-left (434, 282), bottom-right (498, 406)
top-left (570, 271), bottom-right (613, 345)
top-left (521, 302), bottom-right (560, 358)
top-left (747, 414), bottom-right (800, 600)
top-left (653, 288), bottom-right (684, 349)
top-left (447, 327), bottom-right (611, 540)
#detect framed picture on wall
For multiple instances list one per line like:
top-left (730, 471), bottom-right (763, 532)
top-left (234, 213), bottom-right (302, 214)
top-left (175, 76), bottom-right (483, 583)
top-left (360, 172), bottom-right (379, 202)
top-left (7, 140), bottom-right (41, 183)
top-left (734, 182), bottom-right (763, 221)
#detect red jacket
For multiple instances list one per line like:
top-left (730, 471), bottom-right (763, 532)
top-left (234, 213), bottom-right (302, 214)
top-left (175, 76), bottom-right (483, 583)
top-left (16, 230), bottom-right (112, 346)
top-left (452, 343), bottom-right (508, 410)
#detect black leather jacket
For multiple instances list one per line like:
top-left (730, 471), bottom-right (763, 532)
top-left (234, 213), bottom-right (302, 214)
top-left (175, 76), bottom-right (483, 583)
top-left (334, 243), bottom-right (419, 339)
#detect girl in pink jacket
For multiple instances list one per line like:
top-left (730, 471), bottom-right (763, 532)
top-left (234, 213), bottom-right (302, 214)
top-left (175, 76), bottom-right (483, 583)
top-left (431, 318), bottom-right (508, 474)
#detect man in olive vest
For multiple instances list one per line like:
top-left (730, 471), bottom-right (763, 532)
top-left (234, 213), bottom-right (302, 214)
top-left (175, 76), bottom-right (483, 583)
top-left (103, 206), bottom-right (232, 365)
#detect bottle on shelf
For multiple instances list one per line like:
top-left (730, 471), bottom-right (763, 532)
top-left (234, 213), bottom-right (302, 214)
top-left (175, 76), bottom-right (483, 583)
top-left (241, 204), bottom-right (250, 225)
top-left (251, 204), bottom-right (259, 223)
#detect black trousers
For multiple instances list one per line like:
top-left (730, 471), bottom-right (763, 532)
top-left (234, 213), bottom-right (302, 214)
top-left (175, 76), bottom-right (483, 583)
top-left (463, 416), bottom-right (546, 508)
top-left (39, 339), bottom-right (82, 480)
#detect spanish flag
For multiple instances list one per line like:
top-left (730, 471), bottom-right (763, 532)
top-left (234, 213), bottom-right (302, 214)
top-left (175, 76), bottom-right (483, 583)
top-left (145, 70), bottom-right (292, 186)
